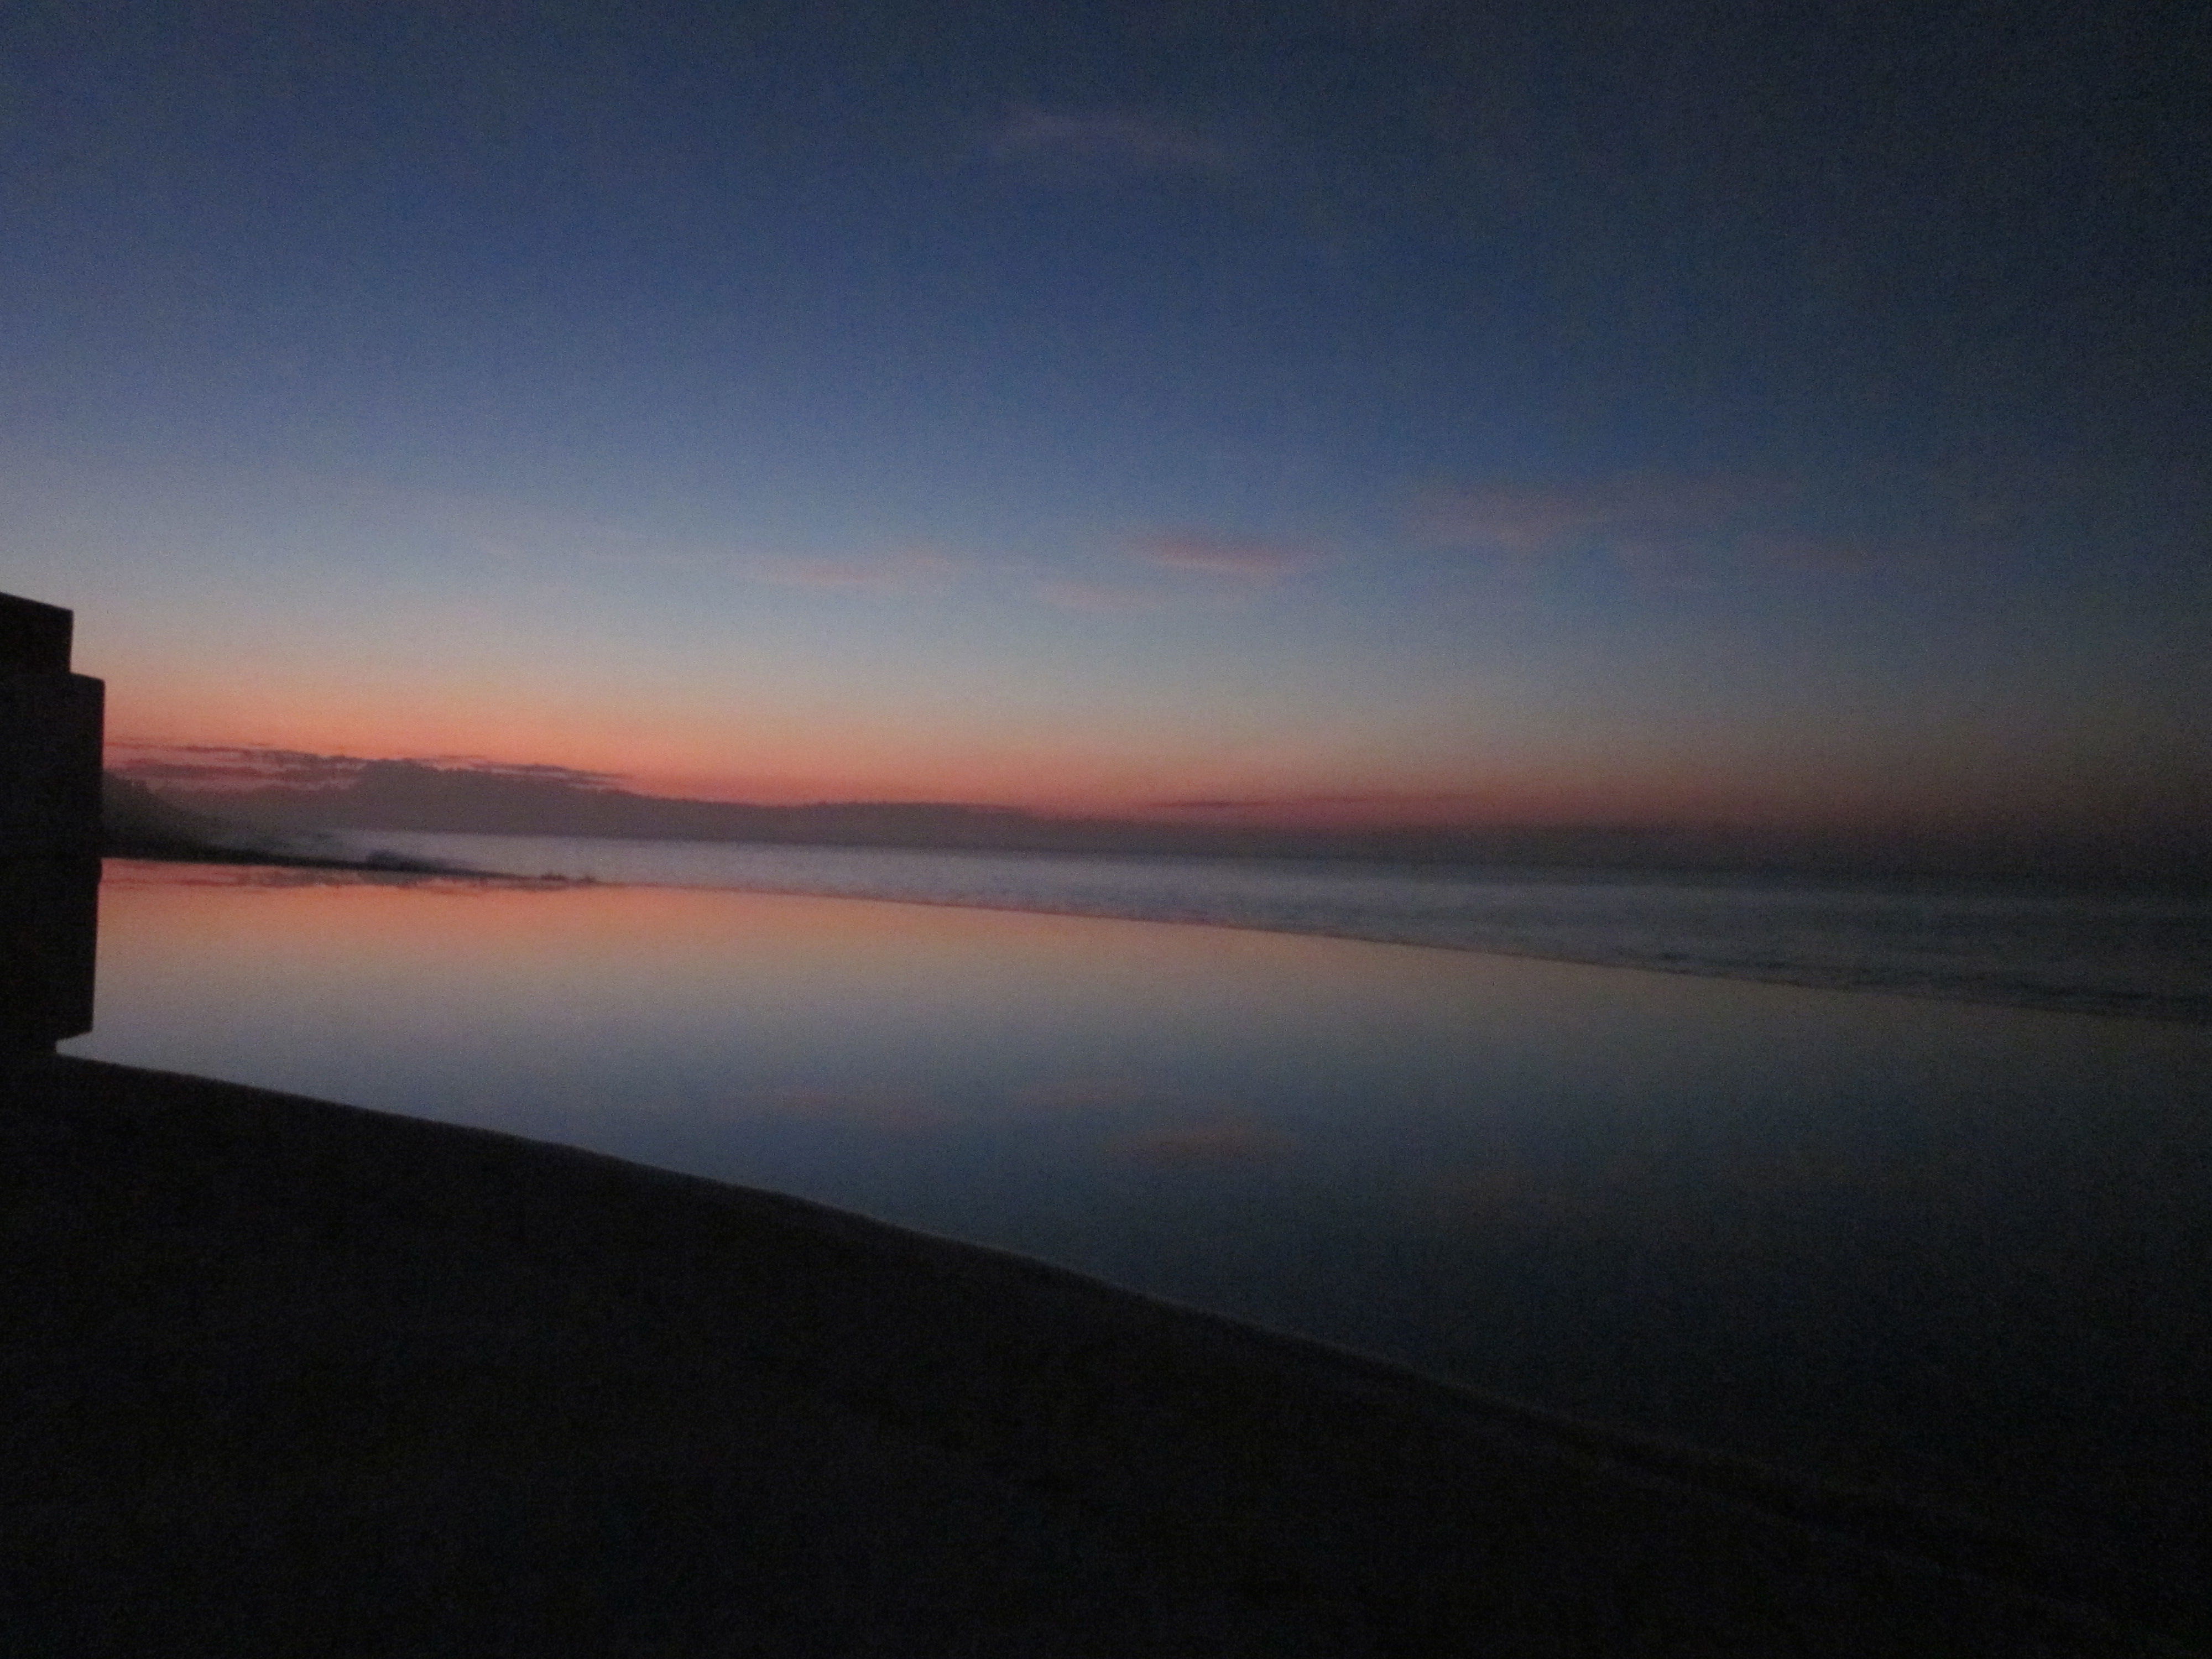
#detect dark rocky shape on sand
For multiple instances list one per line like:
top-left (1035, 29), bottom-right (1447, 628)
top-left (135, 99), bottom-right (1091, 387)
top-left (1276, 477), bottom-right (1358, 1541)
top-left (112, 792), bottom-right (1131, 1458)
top-left (3, 1055), bottom-right (2187, 1657)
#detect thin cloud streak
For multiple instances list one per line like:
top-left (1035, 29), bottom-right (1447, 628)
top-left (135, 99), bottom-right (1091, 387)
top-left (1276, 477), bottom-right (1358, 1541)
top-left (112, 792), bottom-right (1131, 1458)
top-left (741, 549), bottom-right (972, 595)
top-left (1154, 792), bottom-right (1493, 811)
top-left (1033, 579), bottom-right (1173, 614)
top-left (1414, 475), bottom-right (1762, 558)
top-left (107, 741), bottom-right (628, 793)
top-left (1408, 474), bottom-right (1933, 580)
top-left (1135, 533), bottom-right (1316, 581)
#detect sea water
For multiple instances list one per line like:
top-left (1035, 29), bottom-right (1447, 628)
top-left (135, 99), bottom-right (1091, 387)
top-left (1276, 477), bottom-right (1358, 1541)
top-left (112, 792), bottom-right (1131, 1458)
top-left (70, 853), bottom-right (2212, 1621)
top-left (330, 831), bottom-right (2212, 1023)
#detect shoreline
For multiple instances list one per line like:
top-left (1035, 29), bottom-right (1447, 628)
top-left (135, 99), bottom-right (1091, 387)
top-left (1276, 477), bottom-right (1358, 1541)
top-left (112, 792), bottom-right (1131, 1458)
top-left (4, 1052), bottom-right (2190, 1654)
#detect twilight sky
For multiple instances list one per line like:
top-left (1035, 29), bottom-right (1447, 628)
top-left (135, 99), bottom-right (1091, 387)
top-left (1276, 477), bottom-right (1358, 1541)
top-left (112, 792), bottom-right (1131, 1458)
top-left (4, 1), bottom-right (2206, 848)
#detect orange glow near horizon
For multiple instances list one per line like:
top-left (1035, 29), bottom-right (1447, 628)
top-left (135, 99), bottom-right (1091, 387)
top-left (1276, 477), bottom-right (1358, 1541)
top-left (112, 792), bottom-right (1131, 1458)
top-left (97, 663), bottom-right (2192, 843)
top-left (111, 715), bottom-right (2072, 837)
top-left (106, 717), bottom-right (1806, 828)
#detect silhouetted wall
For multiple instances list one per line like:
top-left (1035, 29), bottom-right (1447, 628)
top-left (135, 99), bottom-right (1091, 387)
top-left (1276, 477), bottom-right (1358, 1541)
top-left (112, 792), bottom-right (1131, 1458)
top-left (1, 593), bottom-right (103, 1052)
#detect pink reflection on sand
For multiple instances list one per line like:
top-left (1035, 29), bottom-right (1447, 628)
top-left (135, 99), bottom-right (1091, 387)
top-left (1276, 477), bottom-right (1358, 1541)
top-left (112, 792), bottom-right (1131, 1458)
top-left (96, 859), bottom-right (1350, 1056)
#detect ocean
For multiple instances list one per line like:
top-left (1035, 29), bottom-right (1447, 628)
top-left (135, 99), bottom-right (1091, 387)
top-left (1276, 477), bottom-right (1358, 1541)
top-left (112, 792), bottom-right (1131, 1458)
top-left (335, 830), bottom-right (2212, 1023)
top-left (70, 843), bottom-right (2212, 1625)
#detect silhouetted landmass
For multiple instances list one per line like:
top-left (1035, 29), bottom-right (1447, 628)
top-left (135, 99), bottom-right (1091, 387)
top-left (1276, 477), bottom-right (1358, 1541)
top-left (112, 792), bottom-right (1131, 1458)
top-left (153, 759), bottom-right (2211, 887)
top-left (101, 774), bottom-right (455, 873)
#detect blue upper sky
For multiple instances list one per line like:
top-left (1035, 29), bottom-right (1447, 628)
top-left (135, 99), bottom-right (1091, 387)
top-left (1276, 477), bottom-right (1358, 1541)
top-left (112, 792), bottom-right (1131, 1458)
top-left (4, 1), bottom-right (2205, 854)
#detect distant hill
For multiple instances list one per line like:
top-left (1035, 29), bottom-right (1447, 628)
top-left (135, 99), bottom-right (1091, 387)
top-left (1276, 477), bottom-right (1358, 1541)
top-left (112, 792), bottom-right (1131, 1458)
top-left (102, 775), bottom-right (451, 872)
top-left (102, 774), bottom-right (265, 860)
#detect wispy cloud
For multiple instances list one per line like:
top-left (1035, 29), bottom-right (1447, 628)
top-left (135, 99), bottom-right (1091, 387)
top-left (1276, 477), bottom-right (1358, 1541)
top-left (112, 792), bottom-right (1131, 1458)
top-left (421, 494), bottom-right (996, 594)
top-left (414, 493), bottom-right (703, 575)
top-left (1032, 578), bottom-right (1174, 614)
top-left (993, 106), bottom-right (1248, 179)
top-left (1134, 532), bottom-right (1316, 581)
top-left (107, 740), bottom-right (626, 792)
top-left (1413, 474), bottom-right (1759, 559)
top-left (1151, 791), bottom-right (1490, 812)
top-left (740, 548), bottom-right (971, 595)
top-left (106, 742), bottom-right (367, 789)
top-left (1034, 530), bottom-right (1319, 612)
top-left (1407, 472), bottom-right (1926, 582)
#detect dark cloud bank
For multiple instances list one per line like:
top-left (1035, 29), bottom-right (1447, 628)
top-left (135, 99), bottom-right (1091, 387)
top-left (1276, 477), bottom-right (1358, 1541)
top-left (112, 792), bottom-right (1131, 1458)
top-left (116, 750), bottom-right (2208, 888)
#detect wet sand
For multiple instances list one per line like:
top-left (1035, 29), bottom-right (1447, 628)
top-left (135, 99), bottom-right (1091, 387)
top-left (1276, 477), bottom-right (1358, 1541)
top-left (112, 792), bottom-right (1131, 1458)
top-left (2, 1053), bottom-right (2186, 1655)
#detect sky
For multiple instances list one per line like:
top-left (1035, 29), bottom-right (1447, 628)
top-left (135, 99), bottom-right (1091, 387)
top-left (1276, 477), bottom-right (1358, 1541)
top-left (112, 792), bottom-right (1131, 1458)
top-left (4, 0), bottom-right (2206, 855)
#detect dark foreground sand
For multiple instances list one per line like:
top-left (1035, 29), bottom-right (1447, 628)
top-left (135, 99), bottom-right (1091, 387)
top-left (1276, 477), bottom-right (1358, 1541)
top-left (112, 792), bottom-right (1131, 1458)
top-left (2, 1055), bottom-right (2190, 1656)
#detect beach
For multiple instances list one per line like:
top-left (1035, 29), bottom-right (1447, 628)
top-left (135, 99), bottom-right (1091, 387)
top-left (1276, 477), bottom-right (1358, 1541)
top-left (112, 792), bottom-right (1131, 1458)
top-left (4, 1050), bottom-right (2188, 1655)
top-left (15, 0), bottom-right (2203, 1646)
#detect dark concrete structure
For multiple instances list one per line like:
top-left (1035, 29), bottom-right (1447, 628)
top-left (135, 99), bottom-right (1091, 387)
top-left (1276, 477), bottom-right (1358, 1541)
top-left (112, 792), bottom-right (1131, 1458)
top-left (0, 592), bottom-right (103, 1052)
